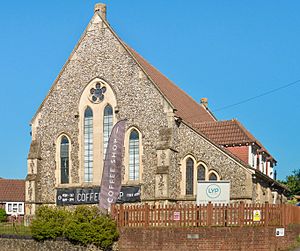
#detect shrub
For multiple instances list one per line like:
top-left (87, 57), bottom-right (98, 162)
top-left (64, 206), bottom-right (119, 249)
top-left (30, 205), bottom-right (119, 250)
top-left (0, 208), bottom-right (7, 222)
top-left (31, 206), bottom-right (69, 241)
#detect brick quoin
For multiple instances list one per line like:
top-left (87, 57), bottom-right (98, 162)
top-left (118, 225), bottom-right (300, 251)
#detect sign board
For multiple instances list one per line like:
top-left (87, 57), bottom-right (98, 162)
top-left (196, 181), bottom-right (230, 205)
top-left (56, 186), bottom-right (141, 206)
top-left (253, 210), bottom-right (261, 222)
top-left (173, 211), bottom-right (180, 221)
top-left (276, 228), bottom-right (285, 237)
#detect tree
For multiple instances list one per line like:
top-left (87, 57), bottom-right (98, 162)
top-left (279, 169), bottom-right (300, 196)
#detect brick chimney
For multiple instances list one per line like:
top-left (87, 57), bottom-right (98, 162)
top-left (200, 98), bottom-right (208, 108)
top-left (94, 3), bottom-right (107, 20)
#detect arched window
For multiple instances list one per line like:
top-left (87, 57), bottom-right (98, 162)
top-left (129, 130), bottom-right (140, 180)
top-left (84, 107), bottom-right (93, 182)
top-left (209, 173), bottom-right (218, 181)
top-left (60, 136), bottom-right (69, 184)
top-left (186, 158), bottom-right (194, 195)
top-left (197, 164), bottom-right (205, 181)
top-left (103, 105), bottom-right (113, 158)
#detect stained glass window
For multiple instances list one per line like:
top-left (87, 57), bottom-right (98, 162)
top-left (129, 130), bottom-right (140, 180)
top-left (197, 164), bottom-right (205, 181)
top-left (84, 107), bottom-right (93, 182)
top-left (103, 105), bottom-right (113, 158)
top-left (186, 158), bottom-right (194, 195)
top-left (60, 136), bottom-right (69, 184)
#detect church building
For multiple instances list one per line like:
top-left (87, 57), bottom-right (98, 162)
top-left (25, 3), bottom-right (287, 215)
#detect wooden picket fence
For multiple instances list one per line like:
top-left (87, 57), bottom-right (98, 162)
top-left (111, 202), bottom-right (300, 228)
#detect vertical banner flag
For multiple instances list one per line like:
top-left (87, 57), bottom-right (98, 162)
top-left (99, 120), bottom-right (126, 211)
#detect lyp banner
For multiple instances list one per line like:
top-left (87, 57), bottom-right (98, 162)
top-left (99, 120), bottom-right (126, 211)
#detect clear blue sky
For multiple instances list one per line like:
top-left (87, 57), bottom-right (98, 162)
top-left (0, 1), bottom-right (299, 180)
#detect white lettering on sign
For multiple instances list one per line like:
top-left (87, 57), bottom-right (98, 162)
top-left (107, 137), bottom-right (119, 204)
top-left (76, 192), bottom-right (99, 202)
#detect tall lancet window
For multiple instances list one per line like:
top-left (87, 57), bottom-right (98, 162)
top-left (84, 107), bottom-right (93, 182)
top-left (129, 130), bottom-right (140, 180)
top-left (186, 158), bottom-right (194, 195)
top-left (60, 136), bottom-right (69, 184)
top-left (103, 104), bottom-right (113, 158)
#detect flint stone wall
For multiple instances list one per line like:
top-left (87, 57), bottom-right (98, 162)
top-left (29, 13), bottom-right (255, 206)
top-left (173, 122), bottom-right (253, 200)
top-left (32, 14), bottom-right (169, 203)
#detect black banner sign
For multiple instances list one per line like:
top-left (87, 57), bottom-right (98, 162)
top-left (56, 186), bottom-right (141, 206)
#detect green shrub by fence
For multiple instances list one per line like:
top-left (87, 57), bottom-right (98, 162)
top-left (31, 206), bottom-right (118, 250)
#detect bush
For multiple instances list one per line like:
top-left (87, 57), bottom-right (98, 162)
top-left (31, 206), bottom-right (69, 241)
top-left (30, 205), bottom-right (118, 249)
top-left (64, 206), bottom-right (119, 249)
top-left (0, 208), bottom-right (7, 222)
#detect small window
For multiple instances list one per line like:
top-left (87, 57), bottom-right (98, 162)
top-left (12, 203), bottom-right (17, 212)
top-left (5, 202), bottom-right (24, 215)
top-left (60, 136), bottom-right (69, 184)
top-left (129, 130), bottom-right (140, 180)
top-left (209, 173), bottom-right (218, 181)
top-left (18, 204), bottom-right (23, 213)
top-left (197, 164), bottom-right (205, 181)
top-left (7, 204), bottom-right (12, 213)
top-left (186, 158), bottom-right (194, 195)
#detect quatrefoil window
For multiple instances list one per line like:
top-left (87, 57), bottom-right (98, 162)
top-left (89, 82), bottom-right (107, 103)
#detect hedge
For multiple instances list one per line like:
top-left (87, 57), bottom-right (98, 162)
top-left (31, 206), bottom-right (118, 250)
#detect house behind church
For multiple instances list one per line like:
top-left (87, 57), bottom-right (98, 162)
top-left (0, 178), bottom-right (25, 216)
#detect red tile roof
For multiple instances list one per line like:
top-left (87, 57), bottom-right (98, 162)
top-left (193, 119), bottom-right (256, 145)
top-left (193, 119), bottom-right (275, 160)
top-left (0, 179), bottom-right (25, 202)
top-left (126, 46), bottom-right (216, 124)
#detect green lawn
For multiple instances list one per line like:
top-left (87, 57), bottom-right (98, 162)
top-left (0, 222), bottom-right (31, 236)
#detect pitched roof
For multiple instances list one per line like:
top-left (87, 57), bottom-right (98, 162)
top-left (126, 46), bottom-right (216, 124)
top-left (0, 179), bottom-right (25, 202)
top-left (193, 119), bottom-right (275, 160)
top-left (193, 119), bottom-right (256, 145)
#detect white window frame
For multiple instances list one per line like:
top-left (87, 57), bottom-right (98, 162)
top-left (5, 202), bottom-right (24, 215)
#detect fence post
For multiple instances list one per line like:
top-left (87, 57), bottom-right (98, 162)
top-left (111, 204), bottom-right (115, 220)
top-left (224, 204), bottom-right (228, 227)
top-left (207, 202), bottom-right (213, 227)
top-left (119, 204), bottom-right (124, 227)
top-left (264, 202), bottom-right (269, 227)
top-left (239, 201), bottom-right (244, 227)
top-left (145, 203), bottom-right (149, 227)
